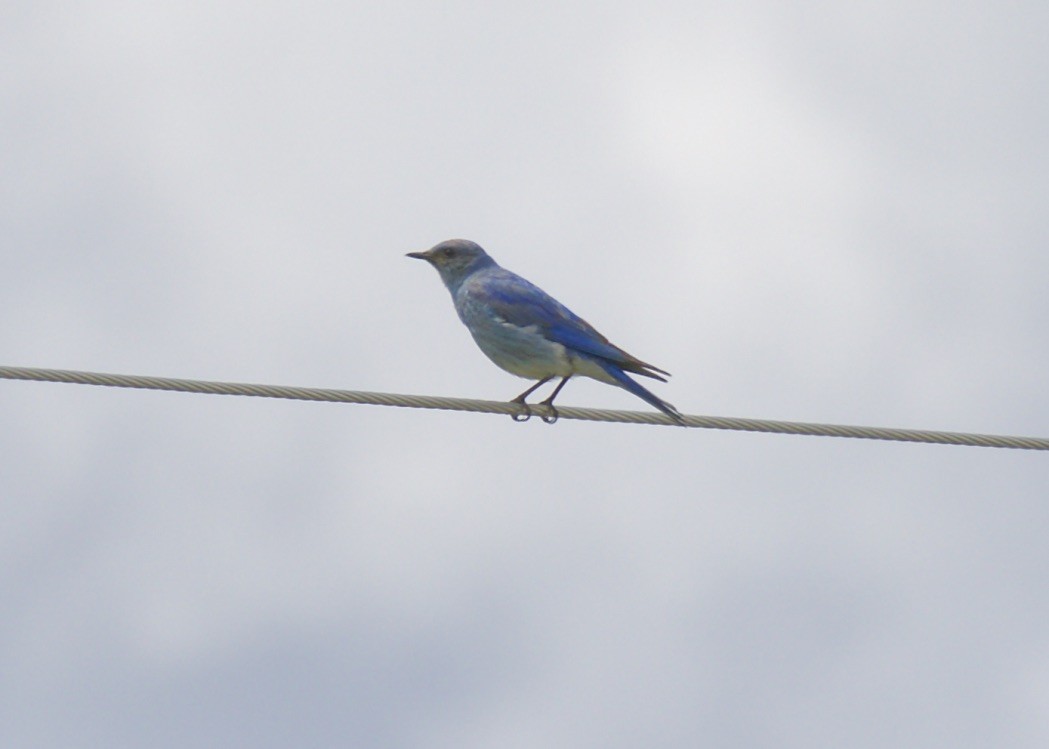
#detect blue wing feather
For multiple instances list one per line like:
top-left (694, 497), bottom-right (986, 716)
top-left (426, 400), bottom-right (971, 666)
top-left (470, 270), bottom-right (671, 381)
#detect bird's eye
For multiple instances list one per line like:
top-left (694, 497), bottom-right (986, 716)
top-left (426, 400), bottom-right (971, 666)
top-left (441, 247), bottom-right (454, 257)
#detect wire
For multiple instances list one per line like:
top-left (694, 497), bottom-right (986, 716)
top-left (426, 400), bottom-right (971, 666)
top-left (1, 365), bottom-right (1046, 450)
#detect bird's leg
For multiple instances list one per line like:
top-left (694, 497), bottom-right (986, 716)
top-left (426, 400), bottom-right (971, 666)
top-left (510, 376), bottom-right (553, 422)
top-left (537, 376), bottom-right (571, 424)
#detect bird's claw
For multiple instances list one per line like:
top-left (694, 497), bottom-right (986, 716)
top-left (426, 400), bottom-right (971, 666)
top-left (509, 400), bottom-right (560, 424)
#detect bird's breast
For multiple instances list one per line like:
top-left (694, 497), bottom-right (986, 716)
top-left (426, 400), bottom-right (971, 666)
top-left (458, 300), bottom-right (573, 379)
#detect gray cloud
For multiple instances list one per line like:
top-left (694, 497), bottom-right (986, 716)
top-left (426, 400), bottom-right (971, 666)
top-left (3, 2), bottom-right (1049, 747)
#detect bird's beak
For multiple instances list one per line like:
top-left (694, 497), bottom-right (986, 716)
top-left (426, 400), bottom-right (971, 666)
top-left (406, 250), bottom-right (431, 261)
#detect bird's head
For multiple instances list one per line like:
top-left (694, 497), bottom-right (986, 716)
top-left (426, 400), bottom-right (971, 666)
top-left (407, 239), bottom-right (495, 288)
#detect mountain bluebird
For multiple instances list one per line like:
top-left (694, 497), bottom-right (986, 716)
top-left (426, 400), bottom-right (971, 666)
top-left (408, 239), bottom-right (684, 424)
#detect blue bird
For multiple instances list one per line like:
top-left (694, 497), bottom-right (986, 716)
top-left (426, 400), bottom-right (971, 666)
top-left (407, 239), bottom-right (684, 424)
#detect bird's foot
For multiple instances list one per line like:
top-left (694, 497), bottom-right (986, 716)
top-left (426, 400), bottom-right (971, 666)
top-left (510, 401), bottom-right (533, 422)
top-left (538, 401), bottom-right (559, 424)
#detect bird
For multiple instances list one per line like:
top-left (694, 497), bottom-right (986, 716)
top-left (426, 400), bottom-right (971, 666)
top-left (407, 239), bottom-right (684, 424)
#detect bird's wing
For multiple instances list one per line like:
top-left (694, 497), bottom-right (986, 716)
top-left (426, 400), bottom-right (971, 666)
top-left (468, 270), bottom-right (670, 380)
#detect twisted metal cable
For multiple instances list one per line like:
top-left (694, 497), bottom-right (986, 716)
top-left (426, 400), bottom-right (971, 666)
top-left (1, 365), bottom-right (1046, 450)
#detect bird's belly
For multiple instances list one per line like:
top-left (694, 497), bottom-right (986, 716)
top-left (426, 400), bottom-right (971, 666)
top-left (467, 319), bottom-right (573, 379)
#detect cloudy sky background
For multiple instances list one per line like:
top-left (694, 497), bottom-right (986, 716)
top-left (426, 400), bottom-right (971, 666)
top-left (3, 2), bottom-right (1049, 746)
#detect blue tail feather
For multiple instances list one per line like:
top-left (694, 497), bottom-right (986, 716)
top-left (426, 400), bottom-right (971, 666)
top-left (596, 360), bottom-right (685, 424)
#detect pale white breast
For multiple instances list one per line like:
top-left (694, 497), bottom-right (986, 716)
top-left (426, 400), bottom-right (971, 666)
top-left (464, 309), bottom-right (574, 379)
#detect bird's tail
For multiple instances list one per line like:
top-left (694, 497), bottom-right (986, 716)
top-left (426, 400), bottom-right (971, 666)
top-left (596, 361), bottom-right (686, 425)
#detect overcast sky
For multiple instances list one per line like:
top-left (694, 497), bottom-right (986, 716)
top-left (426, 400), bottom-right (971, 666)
top-left (3, 2), bottom-right (1049, 747)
